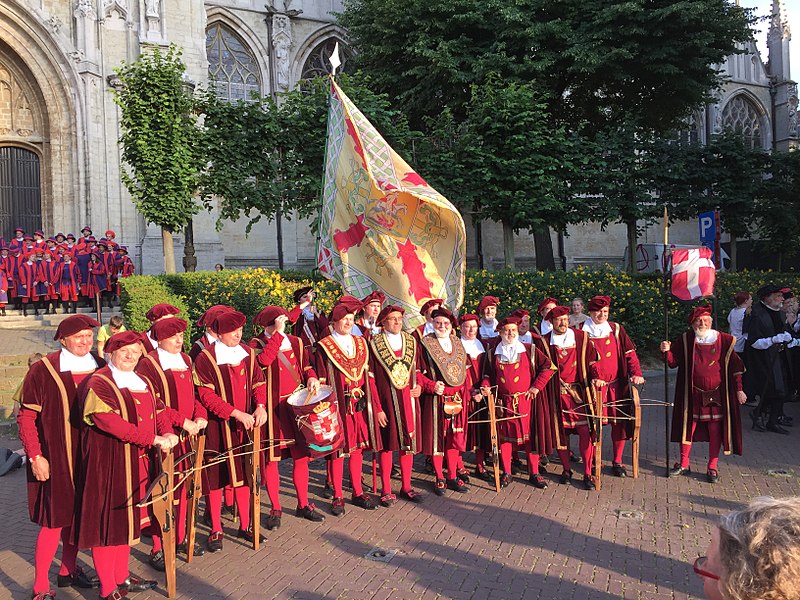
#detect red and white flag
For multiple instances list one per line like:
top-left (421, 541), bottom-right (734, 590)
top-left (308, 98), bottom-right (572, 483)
top-left (671, 247), bottom-right (715, 300)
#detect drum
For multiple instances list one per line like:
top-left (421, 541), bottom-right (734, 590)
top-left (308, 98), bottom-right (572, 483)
top-left (287, 385), bottom-right (344, 458)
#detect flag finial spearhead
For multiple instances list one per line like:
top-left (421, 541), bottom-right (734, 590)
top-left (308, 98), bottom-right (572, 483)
top-left (329, 42), bottom-right (342, 77)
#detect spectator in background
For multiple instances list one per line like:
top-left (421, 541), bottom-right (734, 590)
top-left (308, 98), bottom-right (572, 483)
top-left (96, 315), bottom-right (126, 356)
top-left (727, 292), bottom-right (753, 404)
top-left (694, 496), bottom-right (800, 600)
top-left (214, 263), bottom-right (224, 272)
top-left (569, 297), bottom-right (588, 328)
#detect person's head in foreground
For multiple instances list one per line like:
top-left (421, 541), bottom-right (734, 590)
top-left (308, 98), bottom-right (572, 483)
top-left (697, 496), bottom-right (800, 600)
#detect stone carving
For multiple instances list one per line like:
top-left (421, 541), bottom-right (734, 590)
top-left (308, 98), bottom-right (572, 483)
top-left (47, 15), bottom-right (63, 33)
top-left (144, 0), bottom-right (161, 39)
top-left (103, 0), bottom-right (128, 19)
top-left (75, 0), bottom-right (96, 18)
top-left (788, 83), bottom-right (799, 138)
top-left (273, 14), bottom-right (292, 90)
top-left (74, 0), bottom-right (97, 62)
top-left (145, 0), bottom-right (160, 18)
top-left (0, 63), bottom-right (40, 139)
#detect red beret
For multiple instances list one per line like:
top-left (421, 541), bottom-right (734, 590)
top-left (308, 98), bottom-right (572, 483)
top-left (151, 317), bottom-right (188, 341)
top-left (419, 298), bottom-right (444, 315)
top-left (458, 313), bottom-right (480, 326)
top-left (587, 296), bottom-right (611, 312)
top-left (211, 310), bottom-right (246, 334)
top-left (330, 303), bottom-right (357, 322)
top-left (688, 305), bottom-right (713, 325)
top-left (254, 306), bottom-right (290, 328)
top-left (197, 305), bottom-right (231, 328)
top-left (105, 230), bottom-right (116, 238)
top-left (105, 331), bottom-right (145, 354)
top-left (538, 297), bottom-right (559, 313)
top-left (733, 292), bottom-right (751, 306)
top-left (145, 303), bottom-right (180, 323)
top-left (478, 296), bottom-right (500, 311)
top-left (53, 315), bottom-right (101, 340)
top-left (545, 306), bottom-right (570, 322)
top-left (509, 309), bottom-right (529, 319)
top-left (431, 308), bottom-right (456, 326)
top-left (376, 305), bottom-right (404, 325)
top-left (361, 290), bottom-right (386, 306)
top-left (336, 295), bottom-right (363, 312)
top-left (497, 316), bottom-right (521, 330)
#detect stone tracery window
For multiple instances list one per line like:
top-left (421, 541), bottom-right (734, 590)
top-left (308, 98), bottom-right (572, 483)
top-left (720, 95), bottom-right (763, 149)
top-left (206, 22), bottom-right (261, 102)
top-left (300, 38), bottom-right (354, 81)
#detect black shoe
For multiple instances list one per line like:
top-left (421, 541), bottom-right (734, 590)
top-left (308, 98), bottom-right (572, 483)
top-left (206, 530), bottom-right (223, 552)
top-left (510, 458), bottom-right (523, 475)
top-left (612, 463), bottom-right (628, 478)
top-left (222, 503), bottom-right (237, 519)
top-left (236, 527), bottom-right (266, 544)
top-left (296, 504), bottom-right (326, 522)
top-left (455, 468), bottom-right (470, 484)
top-left (321, 481), bottom-right (334, 500)
top-left (570, 451), bottom-right (583, 464)
top-left (777, 416), bottom-right (794, 427)
top-left (539, 454), bottom-right (550, 467)
top-left (582, 475), bottom-right (596, 491)
top-left (176, 541), bottom-right (205, 557)
top-left (433, 478), bottom-right (446, 496)
top-left (331, 497), bottom-right (346, 516)
top-left (529, 474), bottom-right (548, 489)
top-left (399, 489), bottom-right (424, 503)
top-left (57, 566), bottom-right (99, 589)
top-left (499, 473), bottom-right (512, 488)
top-left (119, 575), bottom-right (157, 592)
top-left (707, 469), bottom-right (720, 484)
top-left (559, 470), bottom-right (573, 484)
top-left (766, 423), bottom-right (790, 435)
top-left (425, 457), bottom-right (435, 475)
top-left (31, 592), bottom-right (56, 600)
top-left (380, 493), bottom-right (397, 507)
top-left (148, 550), bottom-right (165, 572)
top-left (0, 453), bottom-right (23, 476)
top-left (99, 590), bottom-right (125, 600)
top-left (474, 468), bottom-right (494, 483)
top-left (668, 464), bottom-right (691, 478)
top-left (447, 478), bottom-right (469, 493)
top-left (391, 464), bottom-right (401, 478)
top-left (265, 509), bottom-right (282, 530)
top-left (352, 493), bottom-right (377, 510)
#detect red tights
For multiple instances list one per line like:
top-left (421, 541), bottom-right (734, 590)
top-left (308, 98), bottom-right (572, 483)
top-left (91, 544), bottom-right (129, 597)
top-left (557, 425), bottom-right (594, 476)
top-left (33, 526), bottom-right (78, 593)
top-left (378, 451), bottom-right (415, 494)
top-left (431, 449), bottom-right (461, 480)
top-left (611, 422), bottom-right (627, 464)
top-left (500, 442), bottom-right (540, 476)
top-left (207, 485), bottom-right (250, 533)
top-left (680, 420), bottom-right (723, 470)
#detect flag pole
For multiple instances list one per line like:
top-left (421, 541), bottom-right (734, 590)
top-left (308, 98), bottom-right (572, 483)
top-left (662, 206), bottom-right (671, 477)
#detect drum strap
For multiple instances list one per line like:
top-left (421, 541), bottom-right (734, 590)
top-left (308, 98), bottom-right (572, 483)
top-left (276, 351), bottom-right (302, 387)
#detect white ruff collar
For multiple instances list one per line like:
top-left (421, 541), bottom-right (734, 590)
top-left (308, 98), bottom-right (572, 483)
top-left (157, 347), bottom-right (188, 371)
top-left (551, 328), bottom-right (576, 348)
top-left (461, 337), bottom-right (485, 358)
top-left (495, 339), bottom-right (526, 362)
top-left (108, 363), bottom-right (147, 391)
top-left (59, 348), bottom-right (98, 373)
top-left (215, 343), bottom-right (249, 366)
top-left (582, 319), bottom-right (612, 338)
top-left (694, 329), bottom-right (719, 345)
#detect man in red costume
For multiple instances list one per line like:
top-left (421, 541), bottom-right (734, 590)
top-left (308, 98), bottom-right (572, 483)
top-left (537, 306), bottom-right (602, 490)
top-left (75, 331), bottom-right (178, 600)
top-left (370, 305), bottom-right (425, 505)
top-left (661, 305), bottom-right (746, 483)
top-left (581, 296), bottom-right (645, 477)
top-left (481, 316), bottom-right (556, 489)
top-left (355, 290), bottom-right (384, 338)
top-left (250, 305), bottom-right (325, 527)
top-left (17, 315), bottom-right (103, 600)
top-left (142, 303), bottom-right (181, 351)
top-left (477, 295), bottom-right (500, 341)
top-left (533, 297), bottom-right (558, 337)
top-left (459, 314), bottom-right (491, 481)
top-left (417, 308), bottom-right (472, 495)
top-left (316, 299), bottom-right (385, 515)
top-left (193, 310), bottom-right (267, 551)
top-left (290, 286), bottom-right (329, 356)
top-left (135, 317), bottom-right (207, 567)
top-left (56, 252), bottom-right (81, 314)
top-left (414, 298), bottom-right (444, 342)
top-left (189, 305), bottom-right (230, 360)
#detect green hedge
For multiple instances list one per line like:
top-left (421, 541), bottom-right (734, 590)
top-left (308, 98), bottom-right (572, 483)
top-left (121, 267), bottom-right (800, 352)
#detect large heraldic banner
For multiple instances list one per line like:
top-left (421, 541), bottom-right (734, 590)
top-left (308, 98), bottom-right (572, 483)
top-left (317, 79), bottom-right (466, 328)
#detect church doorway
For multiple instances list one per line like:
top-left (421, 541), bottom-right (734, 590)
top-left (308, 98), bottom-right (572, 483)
top-left (0, 145), bottom-right (41, 240)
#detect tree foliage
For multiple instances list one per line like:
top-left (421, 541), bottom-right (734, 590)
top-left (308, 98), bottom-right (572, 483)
top-left (755, 149), bottom-right (800, 267)
top-left (113, 45), bottom-right (202, 232)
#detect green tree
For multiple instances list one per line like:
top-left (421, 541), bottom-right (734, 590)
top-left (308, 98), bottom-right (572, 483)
top-left (113, 45), bottom-right (202, 274)
top-left (756, 150), bottom-right (800, 271)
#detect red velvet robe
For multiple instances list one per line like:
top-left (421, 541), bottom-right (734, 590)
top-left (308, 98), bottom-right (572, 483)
top-left (482, 342), bottom-right (556, 449)
top-left (666, 330), bottom-right (744, 455)
top-left (536, 330), bottom-right (600, 451)
top-left (193, 344), bottom-right (266, 492)
top-left (56, 261), bottom-right (80, 301)
top-left (369, 331), bottom-right (421, 454)
top-left (315, 334), bottom-right (382, 454)
top-left (250, 332), bottom-right (317, 460)
top-left (17, 351), bottom-right (104, 528)
top-left (584, 322), bottom-right (642, 438)
top-left (416, 334), bottom-right (471, 455)
top-left (189, 333), bottom-right (215, 361)
top-left (75, 367), bottom-right (172, 548)
top-left (291, 308), bottom-right (330, 356)
top-left (464, 345), bottom-right (488, 453)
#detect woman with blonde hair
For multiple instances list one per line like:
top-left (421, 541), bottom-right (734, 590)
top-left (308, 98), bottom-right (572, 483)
top-left (696, 496), bottom-right (800, 599)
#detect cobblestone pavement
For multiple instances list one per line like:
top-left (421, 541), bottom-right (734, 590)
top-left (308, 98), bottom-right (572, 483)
top-left (1, 375), bottom-right (799, 600)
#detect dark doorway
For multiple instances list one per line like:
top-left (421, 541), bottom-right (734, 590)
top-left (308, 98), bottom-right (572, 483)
top-left (0, 146), bottom-right (41, 240)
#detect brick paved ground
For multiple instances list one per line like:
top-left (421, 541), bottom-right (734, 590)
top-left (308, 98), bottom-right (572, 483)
top-left (1, 373), bottom-right (799, 600)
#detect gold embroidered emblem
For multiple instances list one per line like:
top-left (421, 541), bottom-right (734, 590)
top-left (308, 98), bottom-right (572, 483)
top-left (318, 336), bottom-right (369, 382)
top-left (370, 332), bottom-right (416, 388)
top-left (420, 334), bottom-right (467, 387)
top-left (606, 352), bottom-right (612, 358)
top-left (240, 368), bottom-right (245, 376)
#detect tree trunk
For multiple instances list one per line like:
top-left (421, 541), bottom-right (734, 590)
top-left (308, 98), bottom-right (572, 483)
top-left (502, 221), bottom-right (515, 269)
top-left (626, 219), bottom-right (638, 274)
top-left (162, 227), bottom-right (176, 274)
top-left (729, 235), bottom-right (737, 272)
top-left (533, 225), bottom-right (556, 271)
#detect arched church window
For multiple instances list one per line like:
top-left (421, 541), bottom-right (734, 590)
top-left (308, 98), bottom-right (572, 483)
top-left (720, 95), bottom-right (763, 149)
top-left (300, 38), bottom-right (354, 81)
top-left (206, 23), bottom-right (261, 102)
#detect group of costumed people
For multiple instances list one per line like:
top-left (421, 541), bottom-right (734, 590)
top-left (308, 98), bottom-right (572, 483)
top-left (0, 227), bottom-right (134, 317)
top-left (17, 284), bottom-right (754, 600)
